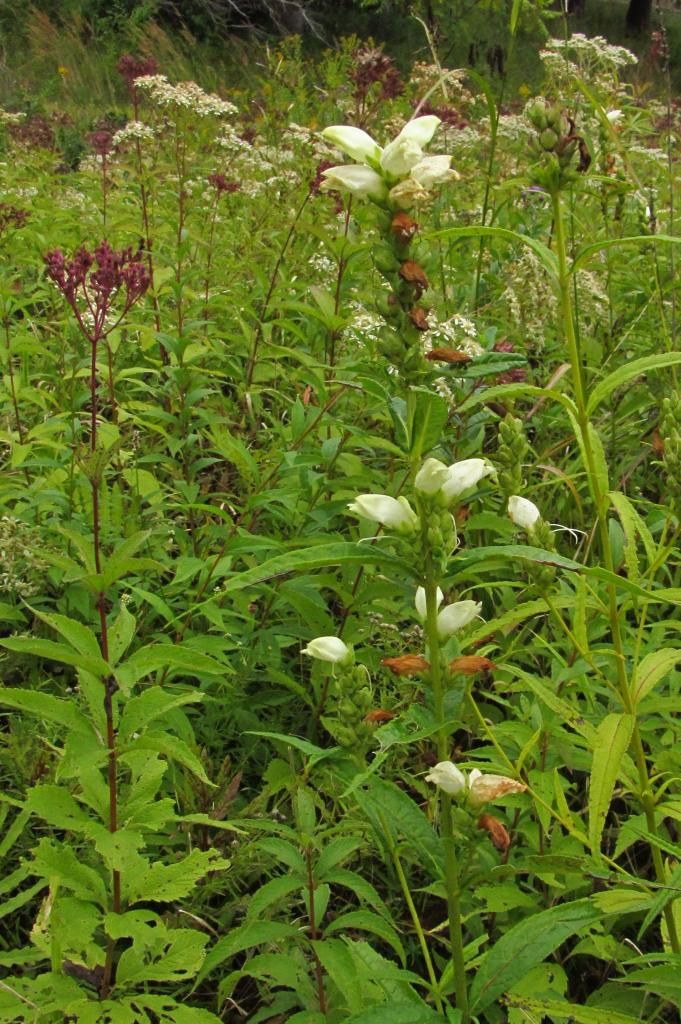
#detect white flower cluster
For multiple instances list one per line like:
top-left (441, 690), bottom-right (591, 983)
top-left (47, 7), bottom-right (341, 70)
top-left (543, 33), bottom-right (637, 72)
top-left (112, 120), bottom-right (157, 146)
top-left (320, 117), bottom-right (459, 209)
top-left (135, 75), bottom-right (238, 118)
top-left (0, 109), bottom-right (25, 125)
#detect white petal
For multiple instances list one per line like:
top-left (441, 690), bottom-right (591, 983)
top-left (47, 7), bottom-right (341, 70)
top-left (388, 178), bottom-right (431, 210)
top-left (441, 458), bottom-right (494, 503)
top-left (415, 458), bottom-right (449, 496)
top-left (321, 165), bottom-right (387, 202)
top-left (425, 761), bottom-right (466, 795)
top-left (415, 586), bottom-right (444, 620)
top-left (396, 115), bottom-right (441, 147)
top-left (321, 125), bottom-right (382, 164)
top-left (302, 636), bottom-right (351, 664)
top-left (410, 154), bottom-right (459, 188)
top-left (437, 600), bottom-right (482, 640)
top-left (348, 493), bottom-right (417, 530)
top-left (380, 136), bottom-right (423, 177)
top-left (508, 495), bottom-right (541, 531)
top-left (468, 772), bottom-right (527, 808)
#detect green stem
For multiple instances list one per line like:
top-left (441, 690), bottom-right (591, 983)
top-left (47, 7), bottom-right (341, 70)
top-left (379, 812), bottom-right (444, 1015)
top-left (423, 552), bottom-right (469, 1021)
top-left (552, 188), bottom-right (680, 954)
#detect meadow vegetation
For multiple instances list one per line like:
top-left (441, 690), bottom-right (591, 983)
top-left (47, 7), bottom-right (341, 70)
top-left (0, 4), bottom-right (680, 1022)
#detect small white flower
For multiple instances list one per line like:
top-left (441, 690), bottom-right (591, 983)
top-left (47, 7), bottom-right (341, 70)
top-left (302, 636), bottom-right (352, 664)
top-left (437, 600), bottom-right (482, 640)
top-left (424, 761), bottom-right (466, 795)
top-left (441, 459), bottom-right (495, 503)
top-left (415, 458), bottom-right (450, 496)
top-left (321, 165), bottom-right (388, 202)
top-left (606, 108), bottom-right (623, 125)
top-left (410, 154), bottom-right (459, 188)
top-left (508, 495), bottom-right (541, 531)
top-left (321, 125), bottom-right (382, 165)
top-left (415, 586), bottom-right (444, 621)
top-left (348, 494), bottom-right (418, 531)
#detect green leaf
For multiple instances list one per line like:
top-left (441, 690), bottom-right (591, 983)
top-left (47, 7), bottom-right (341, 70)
top-left (245, 874), bottom-right (304, 920)
top-left (469, 899), bottom-right (599, 1012)
top-left (125, 848), bottom-right (229, 905)
top-left (31, 837), bottom-right (108, 906)
top-left (25, 784), bottom-right (98, 835)
top-left (408, 390), bottom-right (448, 460)
top-left (572, 234), bottom-right (681, 275)
top-left (214, 542), bottom-right (415, 596)
top-left (30, 608), bottom-right (102, 660)
top-left (638, 860), bottom-right (681, 939)
top-left (0, 687), bottom-right (93, 735)
top-left (117, 643), bottom-right (228, 686)
top-left (118, 688), bottom-right (204, 740)
top-left (586, 352), bottom-right (681, 416)
top-left (116, 926), bottom-right (209, 984)
top-left (505, 995), bottom-right (641, 1022)
top-left (109, 603), bottom-right (137, 666)
top-left (324, 910), bottom-right (405, 965)
top-left (430, 225), bottom-right (558, 280)
top-left (315, 837), bottom-right (364, 881)
top-left (0, 636), bottom-right (109, 676)
top-left (588, 714), bottom-right (634, 859)
top-left (631, 649), bottom-right (681, 707)
top-left (198, 920), bottom-right (303, 981)
top-left (344, 1002), bottom-right (442, 1023)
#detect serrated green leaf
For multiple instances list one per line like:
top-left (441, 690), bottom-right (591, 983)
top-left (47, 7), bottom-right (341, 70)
top-left (631, 648), bottom-right (681, 706)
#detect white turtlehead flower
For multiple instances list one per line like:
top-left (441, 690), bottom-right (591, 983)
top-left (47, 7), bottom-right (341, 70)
top-left (606, 109), bottom-right (623, 125)
top-left (415, 458), bottom-right (450, 496)
top-left (441, 459), bottom-right (495, 503)
top-left (380, 135), bottom-right (424, 177)
top-left (321, 165), bottom-right (388, 202)
top-left (467, 768), bottom-right (527, 807)
top-left (508, 495), bottom-right (541, 531)
top-left (426, 763), bottom-right (527, 805)
top-left (348, 493), bottom-right (418, 532)
top-left (302, 636), bottom-right (352, 665)
top-left (410, 155), bottom-right (460, 189)
top-left (415, 586), bottom-right (444, 621)
top-left (425, 761), bottom-right (466, 795)
top-left (437, 600), bottom-right (482, 640)
top-left (319, 115), bottom-right (452, 207)
top-left (321, 125), bottom-right (382, 165)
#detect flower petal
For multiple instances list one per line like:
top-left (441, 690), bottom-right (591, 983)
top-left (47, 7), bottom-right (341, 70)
top-left (348, 493), bottom-right (418, 530)
top-left (302, 636), bottom-right (352, 664)
top-left (321, 125), bottom-right (382, 165)
top-left (437, 600), bottom-right (482, 640)
top-left (425, 761), bottom-right (466, 795)
top-left (410, 154), bottom-right (459, 188)
top-left (508, 495), bottom-right (541, 530)
top-left (415, 586), bottom-right (444, 620)
top-left (321, 165), bottom-right (387, 202)
top-left (397, 115), bottom-right (441, 147)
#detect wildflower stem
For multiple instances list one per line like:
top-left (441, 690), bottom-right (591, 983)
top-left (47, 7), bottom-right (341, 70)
top-left (378, 811), bottom-right (444, 1015)
top-left (552, 188), bottom-right (680, 954)
top-left (423, 558), bottom-right (469, 1021)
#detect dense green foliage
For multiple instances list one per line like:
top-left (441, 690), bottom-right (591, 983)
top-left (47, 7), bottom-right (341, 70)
top-left (0, 11), bottom-right (680, 1024)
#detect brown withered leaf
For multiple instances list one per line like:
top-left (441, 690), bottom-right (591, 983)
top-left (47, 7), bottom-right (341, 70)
top-left (210, 771), bottom-right (242, 820)
top-left (477, 813), bottom-right (510, 853)
top-left (302, 384), bottom-right (313, 406)
top-left (449, 655), bottom-right (496, 675)
top-left (425, 347), bottom-right (472, 364)
top-left (399, 260), bottom-right (429, 291)
top-left (391, 212), bottom-right (419, 241)
top-left (364, 709), bottom-right (396, 724)
top-left (409, 307), bottom-right (429, 330)
top-left (381, 654), bottom-right (430, 676)
top-left (652, 428), bottom-right (664, 458)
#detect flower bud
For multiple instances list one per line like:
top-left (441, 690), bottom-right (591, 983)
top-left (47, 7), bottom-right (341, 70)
top-left (415, 586), bottom-right (443, 620)
top-left (302, 636), bottom-right (353, 665)
top-left (437, 599), bottom-right (482, 640)
top-left (425, 761), bottom-right (466, 795)
top-left (348, 493), bottom-right (418, 531)
top-left (415, 457), bottom-right (449, 496)
top-left (508, 495), bottom-right (541, 531)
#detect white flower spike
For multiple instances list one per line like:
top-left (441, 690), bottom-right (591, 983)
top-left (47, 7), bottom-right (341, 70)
top-left (348, 493), bottom-right (418, 532)
top-left (302, 636), bottom-right (352, 665)
top-left (508, 495), bottom-right (541, 531)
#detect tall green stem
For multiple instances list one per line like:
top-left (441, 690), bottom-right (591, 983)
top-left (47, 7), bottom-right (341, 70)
top-left (423, 549), bottom-right (469, 1021)
top-left (551, 189), bottom-right (680, 953)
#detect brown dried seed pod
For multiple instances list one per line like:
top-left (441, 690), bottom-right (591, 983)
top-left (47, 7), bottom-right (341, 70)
top-left (477, 813), bottom-right (510, 853)
top-left (381, 654), bottom-right (430, 676)
top-left (425, 347), bottom-right (472, 364)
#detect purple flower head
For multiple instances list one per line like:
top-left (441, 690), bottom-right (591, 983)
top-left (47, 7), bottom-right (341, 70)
top-left (117, 54), bottom-right (158, 90)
